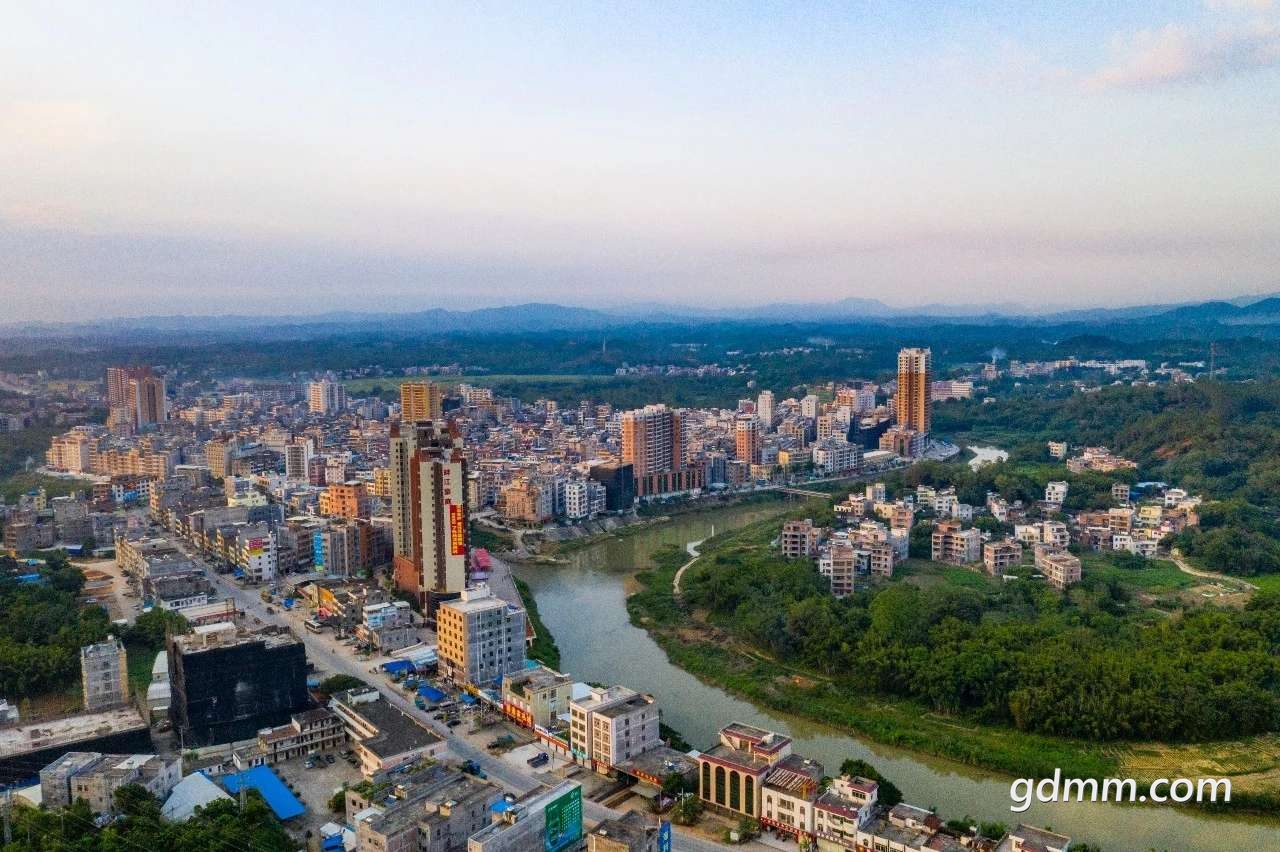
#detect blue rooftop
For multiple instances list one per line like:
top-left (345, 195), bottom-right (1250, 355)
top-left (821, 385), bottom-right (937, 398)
top-left (221, 766), bottom-right (305, 821)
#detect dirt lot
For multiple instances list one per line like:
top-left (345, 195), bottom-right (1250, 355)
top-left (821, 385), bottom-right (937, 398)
top-left (74, 557), bottom-right (137, 623)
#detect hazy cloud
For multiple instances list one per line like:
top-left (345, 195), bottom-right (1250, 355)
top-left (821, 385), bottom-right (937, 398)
top-left (1083, 17), bottom-right (1280, 90)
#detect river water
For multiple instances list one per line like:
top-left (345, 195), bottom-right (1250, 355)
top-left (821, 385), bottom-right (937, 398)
top-left (514, 503), bottom-right (1276, 851)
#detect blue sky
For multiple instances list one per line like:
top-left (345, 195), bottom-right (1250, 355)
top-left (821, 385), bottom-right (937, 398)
top-left (2, 1), bottom-right (1278, 320)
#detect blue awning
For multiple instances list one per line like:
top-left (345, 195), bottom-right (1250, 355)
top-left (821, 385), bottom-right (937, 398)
top-left (220, 766), bottom-right (304, 821)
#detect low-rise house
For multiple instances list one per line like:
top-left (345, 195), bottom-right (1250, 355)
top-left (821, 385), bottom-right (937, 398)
top-left (330, 687), bottom-right (446, 779)
top-left (697, 723), bottom-right (793, 820)
top-left (760, 754), bottom-right (825, 842)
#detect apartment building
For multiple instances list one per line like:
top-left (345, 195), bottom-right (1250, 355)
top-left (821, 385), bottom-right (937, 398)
top-left (1035, 544), bottom-right (1083, 591)
top-left (502, 665), bottom-right (574, 730)
top-left (569, 685), bottom-right (661, 774)
top-left (814, 775), bottom-right (879, 851)
top-left (759, 754), bottom-right (825, 843)
top-left (779, 519), bottom-right (821, 559)
top-left (982, 539), bottom-right (1023, 577)
top-left (330, 687), bottom-right (446, 779)
top-left (930, 521), bottom-right (980, 565)
top-left (41, 752), bottom-right (181, 815)
top-left (352, 768), bottom-right (497, 852)
top-left (81, 636), bottom-right (128, 712)
top-left (255, 708), bottom-right (347, 764)
top-left (436, 584), bottom-right (527, 688)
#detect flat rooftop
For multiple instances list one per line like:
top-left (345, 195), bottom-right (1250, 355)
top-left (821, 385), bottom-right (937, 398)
top-left (0, 707), bottom-right (147, 758)
top-left (336, 694), bottom-right (442, 759)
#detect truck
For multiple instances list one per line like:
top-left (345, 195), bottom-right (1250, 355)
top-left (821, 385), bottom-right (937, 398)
top-left (486, 734), bottom-right (515, 750)
top-left (526, 751), bottom-right (550, 768)
top-left (461, 760), bottom-right (486, 779)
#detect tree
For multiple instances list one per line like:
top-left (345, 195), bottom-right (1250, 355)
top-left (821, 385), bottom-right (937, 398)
top-left (839, 759), bottom-right (903, 807)
top-left (317, 674), bottom-right (366, 696)
top-left (670, 794), bottom-right (703, 825)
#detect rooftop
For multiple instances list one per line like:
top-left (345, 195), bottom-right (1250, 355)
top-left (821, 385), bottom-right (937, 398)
top-left (0, 707), bottom-right (147, 759)
top-left (333, 691), bottom-right (443, 759)
top-left (590, 811), bottom-right (655, 846)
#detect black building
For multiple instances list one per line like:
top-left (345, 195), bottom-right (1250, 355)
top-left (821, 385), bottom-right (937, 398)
top-left (589, 462), bottom-right (636, 512)
top-left (168, 626), bottom-right (310, 747)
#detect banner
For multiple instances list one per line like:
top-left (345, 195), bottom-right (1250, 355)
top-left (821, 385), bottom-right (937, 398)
top-left (448, 503), bottom-right (466, 556)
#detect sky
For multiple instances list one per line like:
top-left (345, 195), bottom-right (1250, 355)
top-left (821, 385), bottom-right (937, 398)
top-left (2, 1), bottom-right (1279, 321)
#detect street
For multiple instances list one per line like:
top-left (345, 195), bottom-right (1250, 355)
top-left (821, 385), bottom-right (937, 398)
top-left (195, 558), bottom-right (741, 851)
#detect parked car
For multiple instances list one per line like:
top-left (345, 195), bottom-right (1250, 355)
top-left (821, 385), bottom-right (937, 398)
top-left (325, 754), bottom-right (335, 765)
top-left (446, 719), bottom-right (462, 728)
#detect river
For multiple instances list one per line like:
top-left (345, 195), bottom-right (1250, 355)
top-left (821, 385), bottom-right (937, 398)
top-left (513, 502), bottom-right (1277, 851)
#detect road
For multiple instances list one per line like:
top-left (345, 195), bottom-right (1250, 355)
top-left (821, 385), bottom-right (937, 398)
top-left (196, 557), bottom-right (737, 850)
top-left (1169, 549), bottom-right (1258, 590)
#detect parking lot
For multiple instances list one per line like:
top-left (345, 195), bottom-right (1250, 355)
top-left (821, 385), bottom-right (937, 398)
top-left (272, 750), bottom-right (363, 835)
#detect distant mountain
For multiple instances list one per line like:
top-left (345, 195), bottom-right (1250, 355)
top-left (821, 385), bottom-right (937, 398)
top-left (3, 292), bottom-right (1279, 340)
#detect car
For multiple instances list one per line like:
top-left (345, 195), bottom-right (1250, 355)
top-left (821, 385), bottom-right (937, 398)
top-left (303, 759), bottom-right (315, 769)
top-left (325, 754), bottom-right (335, 765)
top-left (446, 719), bottom-right (462, 727)
top-left (266, 606), bottom-right (276, 615)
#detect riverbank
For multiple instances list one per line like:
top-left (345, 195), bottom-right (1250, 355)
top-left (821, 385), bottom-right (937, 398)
top-left (625, 529), bottom-right (1280, 817)
top-left (512, 575), bottom-right (562, 670)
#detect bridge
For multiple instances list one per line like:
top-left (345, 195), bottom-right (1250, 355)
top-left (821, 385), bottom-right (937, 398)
top-left (775, 487), bottom-right (831, 499)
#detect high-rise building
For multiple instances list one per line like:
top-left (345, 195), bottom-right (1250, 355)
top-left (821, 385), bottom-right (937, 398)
top-left (128, 374), bottom-right (167, 426)
top-left (81, 636), bottom-right (128, 712)
top-left (756, 390), bottom-right (775, 431)
top-left (620, 405), bottom-right (682, 481)
top-left (895, 348), bottom-right (932, 434)
top-left (105, 366), bottom-right (150, 408)
top-left (400, 381), bottom-right (443, 422)
top-left (620, 405), bottom-right (702, 498)
top-left (735, 414), bottom-right (762, 465)
top-left (389, 420), bottom-right (469, 612)
top-left (308, 379), bottom-right (347, 414)
top-left (168, 623), bottom-right (309, 746)
top-left (283, 439), bottom-right (311, 481)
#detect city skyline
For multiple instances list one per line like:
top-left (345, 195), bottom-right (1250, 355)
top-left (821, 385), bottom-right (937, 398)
top-left (3, 2), bottom-right (1279, 321)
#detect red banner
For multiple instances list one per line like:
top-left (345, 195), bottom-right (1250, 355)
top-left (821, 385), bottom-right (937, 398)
top-left (449, 503), bottom-right (466, 556)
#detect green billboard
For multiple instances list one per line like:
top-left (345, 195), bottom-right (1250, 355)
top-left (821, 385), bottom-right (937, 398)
top-left (544, 784), bottom-right (583, 852)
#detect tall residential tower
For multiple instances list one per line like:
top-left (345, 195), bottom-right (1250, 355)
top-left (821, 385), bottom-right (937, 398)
top-left (389, 420), bottom-right (469, 614)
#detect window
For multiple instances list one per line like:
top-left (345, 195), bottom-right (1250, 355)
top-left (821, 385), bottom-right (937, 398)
top-left (729, 770), bottom-right (741, 811)
top-left (715, 766), bottom-right (726, 806)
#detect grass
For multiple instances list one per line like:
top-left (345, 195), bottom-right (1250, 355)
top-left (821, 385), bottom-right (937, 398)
top-left (1248, 574), bottom-right (1280, 594)
top-left (0, 472), bottom-right (95, 504)
top-left (125, 641), bottom-right (160, 699)
top-left (513, 576), bottom-right (561, 670)
top-left (1082, 555), bottom-right (1197, 594)
top-left (468, 523), bottom-right (513, 553)
top-left (896, 558), bottom-right (1001, 591)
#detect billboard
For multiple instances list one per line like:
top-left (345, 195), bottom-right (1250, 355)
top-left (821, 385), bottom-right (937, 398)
top-left (659, 821), bottom-right (672, 852)
top-left (448, 503), bottom-right (466, 556)
top-left (543, 785), bottom-right (582, 852)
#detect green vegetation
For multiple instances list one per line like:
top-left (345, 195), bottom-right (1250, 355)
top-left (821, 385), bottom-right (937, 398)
top-left (0, 556), bottom-right (184, 703)
top-left (937, 380), bottom-right (1280, 576)
top-left (468, 522), bottom-right (513, 553)
top-left (0, 553), bottom-right (113, 698)
top-left (3, 783), bottom-right (296, 851)
top-left (317, 674), bottom-right (367, 696)
top-left (629, 516), bottom-right (1280, 789)
top-left (838, 758), bottom-right (902, 807)
top-left (514, 576), bottom-right (561, 670)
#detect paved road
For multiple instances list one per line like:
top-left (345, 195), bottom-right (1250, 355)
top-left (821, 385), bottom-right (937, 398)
top-left (197, 557), bottom-right (737, 850)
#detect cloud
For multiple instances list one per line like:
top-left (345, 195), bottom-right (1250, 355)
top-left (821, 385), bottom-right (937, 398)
top-left (1083, 18), bottom-right (1280, 89)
